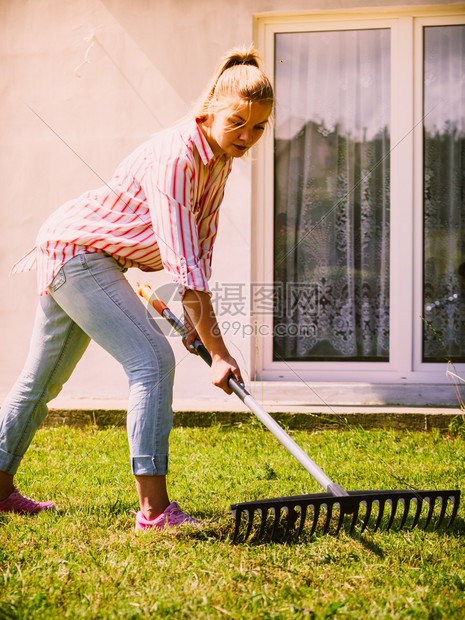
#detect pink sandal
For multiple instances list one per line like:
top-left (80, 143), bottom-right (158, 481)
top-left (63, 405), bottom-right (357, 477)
top-left (0, 487), bottom-right (56, 514)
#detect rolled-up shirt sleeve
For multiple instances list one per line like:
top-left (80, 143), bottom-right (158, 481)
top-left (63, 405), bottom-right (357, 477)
top-left (142, 154), bottom-right (212, 297)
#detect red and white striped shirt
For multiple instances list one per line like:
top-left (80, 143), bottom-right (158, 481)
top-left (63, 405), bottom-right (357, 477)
top-left (11, 119), bottom-right (233, 297)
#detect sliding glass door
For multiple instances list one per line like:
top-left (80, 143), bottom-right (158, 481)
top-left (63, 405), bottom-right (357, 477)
top-left (253, 10), bottom-right (465, 384)
top-left (273, 29), bottom-right (390, 362)
top-left (422, 25), bottom-right (465, 363)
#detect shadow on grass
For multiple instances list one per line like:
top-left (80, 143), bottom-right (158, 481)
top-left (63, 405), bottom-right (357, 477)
top-left (349, 532), bottom-right (386, 557)
top-left (0, 601), bottom-right (19, 620)
top-left (438, 514), bottom-right (465, 537)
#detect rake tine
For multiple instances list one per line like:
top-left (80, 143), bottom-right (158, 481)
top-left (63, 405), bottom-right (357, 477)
top-left (360, 501), bottom-right (372, 533)
top-left (257, 508), bottom-right (268, 541)
top-left (282, 506), bottom-right (298, 542)
top-left (447, 494), bottom-right (460, 528)
top-left (244, 509), bottom-right (256, 541)
top-left (309, 504), bottom-right (321, 537)
top-left (348, 503), bottom-right (360, 534)
top-left (271, 507), bottom-right (282, 541)
top-left (335, 504), bottom-right (347, 535)
top-left (423, 496), bottom-right (436, 530)
top-left (410, 497), bottom-right (423, 530)
top-left (322, 503), bottom-right (333, 535)
top-left (232, 509), bottom-right (243, 543)
top-left (397, 497), bottom-right (412, 531)
top-left (295, 504), bottom-right (308, 539)
top-left (373, 500), bottom-right (386, 532)
top-left (434, 495), bottom-right (449, 530)
top-left (385, 497), bottom-right (400, 531)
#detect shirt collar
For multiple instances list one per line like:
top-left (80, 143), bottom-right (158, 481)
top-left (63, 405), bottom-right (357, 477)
top-left (192, 119), bottom-right (215, 165)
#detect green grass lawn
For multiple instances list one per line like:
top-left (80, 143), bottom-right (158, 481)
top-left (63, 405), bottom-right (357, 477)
top-left (0, 423), bottom-right (464, 619)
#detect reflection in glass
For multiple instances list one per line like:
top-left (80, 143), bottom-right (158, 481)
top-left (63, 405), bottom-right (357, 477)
top-left (423, 25), bottom-right (465, 362)
top-left (273, 30), bottom-right (390, 361)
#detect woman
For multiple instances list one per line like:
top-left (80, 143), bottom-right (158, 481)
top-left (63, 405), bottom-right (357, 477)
top-left (0, 45), bottom-right (274, 531)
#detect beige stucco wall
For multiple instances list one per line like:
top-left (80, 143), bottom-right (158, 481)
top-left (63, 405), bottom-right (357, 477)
top-left (0, 0), bottom-right (458, 404)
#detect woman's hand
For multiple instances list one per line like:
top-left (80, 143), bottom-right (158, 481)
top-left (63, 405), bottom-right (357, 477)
top-left (211, 353), bottom-right (243, 394)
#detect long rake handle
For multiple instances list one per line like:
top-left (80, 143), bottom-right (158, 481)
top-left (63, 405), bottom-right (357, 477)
top-left (138, 284), bottom-right (348, 498)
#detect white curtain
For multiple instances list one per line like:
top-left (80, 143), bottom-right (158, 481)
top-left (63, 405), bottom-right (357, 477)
top-left (273, 29), bottom-right (390, 361)
top-left (423, 25), bottom-right (465, 362)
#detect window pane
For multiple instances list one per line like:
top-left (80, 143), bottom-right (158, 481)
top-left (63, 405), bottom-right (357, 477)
top-left (273, 30), bottom-right (390, 361)
top-left (423, 25), bottom-right (465, 363)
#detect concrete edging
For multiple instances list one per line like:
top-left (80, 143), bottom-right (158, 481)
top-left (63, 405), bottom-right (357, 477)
top-left (44, 407), bottom-right (465, 434)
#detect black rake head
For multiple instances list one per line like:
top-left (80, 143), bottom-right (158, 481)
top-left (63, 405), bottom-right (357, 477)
top-left (230, 489), bottom-right (461, 543)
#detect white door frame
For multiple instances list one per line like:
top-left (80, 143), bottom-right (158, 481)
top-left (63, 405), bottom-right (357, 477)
top-left (251, 6), bottom-right (465, 386)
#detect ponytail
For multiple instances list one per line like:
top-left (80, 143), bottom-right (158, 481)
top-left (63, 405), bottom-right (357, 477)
top-left (195, 45), bottom-right (274, 117)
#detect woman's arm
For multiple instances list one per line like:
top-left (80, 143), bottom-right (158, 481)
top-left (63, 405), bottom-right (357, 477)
top-left (182, 289), bottom-right (243, 394)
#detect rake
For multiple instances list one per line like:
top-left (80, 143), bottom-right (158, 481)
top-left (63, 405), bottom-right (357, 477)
top-left (138, 283), bottom-right (461, 542)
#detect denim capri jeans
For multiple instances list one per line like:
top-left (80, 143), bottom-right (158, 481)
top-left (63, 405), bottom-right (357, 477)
top-left (0, 251), bottom-right (175, 477)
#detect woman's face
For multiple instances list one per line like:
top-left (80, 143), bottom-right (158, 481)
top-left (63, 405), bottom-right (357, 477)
top-left (202, 97), bottom-right (272, 158)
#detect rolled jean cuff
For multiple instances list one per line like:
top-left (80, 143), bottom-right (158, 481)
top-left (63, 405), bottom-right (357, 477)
top-left (131, 454), bottom-right (169, 476)
top-left (0, 448), bottom-right (22, 476)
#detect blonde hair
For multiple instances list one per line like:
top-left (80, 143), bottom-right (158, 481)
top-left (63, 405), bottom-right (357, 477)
top-left (195, 45), bottom-right (274, 118)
